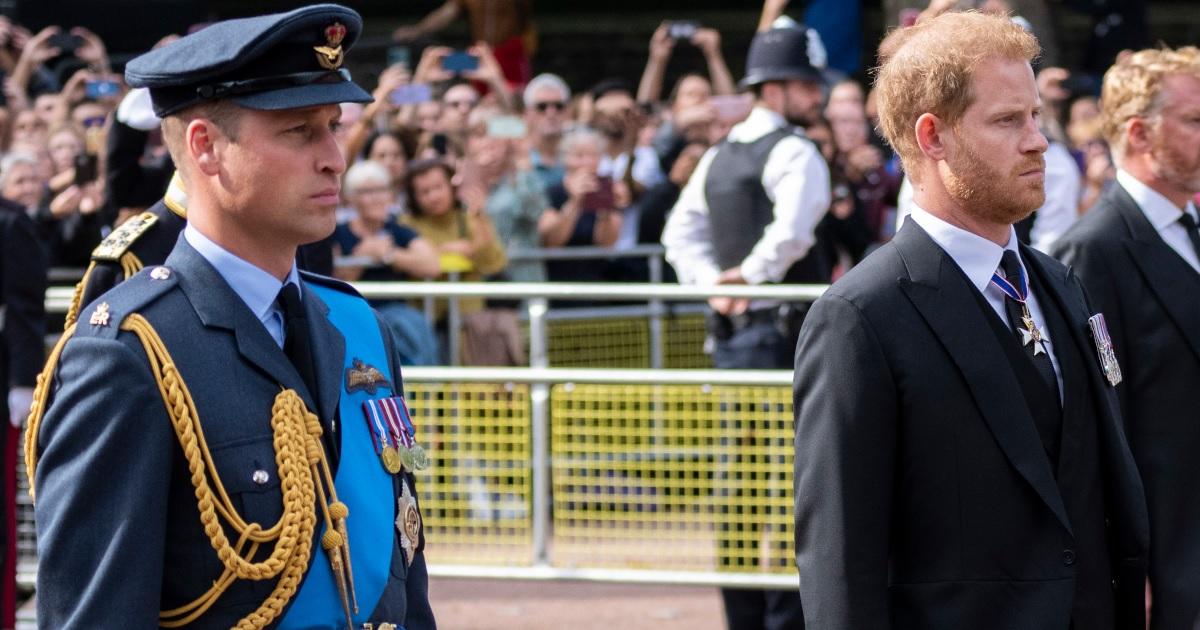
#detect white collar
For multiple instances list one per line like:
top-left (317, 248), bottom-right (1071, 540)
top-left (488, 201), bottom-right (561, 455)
top-left (908, 202), bottom-right (1023, 293)
top-left (184, 224), bottom-right (301, 322)
top-left (1116, 169), bottom-right (1199, 230)
top-left (727, 106), bottom-right (791, 143)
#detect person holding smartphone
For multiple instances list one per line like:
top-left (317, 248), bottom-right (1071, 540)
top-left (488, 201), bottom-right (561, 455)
top-left (539, 128), bottom-right (624, 283)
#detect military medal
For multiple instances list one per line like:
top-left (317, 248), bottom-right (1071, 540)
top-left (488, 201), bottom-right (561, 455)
top-left (396, 479), bottom-right (421, 567)
top-left (1088, 313), bottom-right (1122, 386)
top-left (991, 263), bottom-right (1049, 355)
top-left (381, 445), bottom-right (402, 474)
top-left (362, 398), bottom-right (401, 474)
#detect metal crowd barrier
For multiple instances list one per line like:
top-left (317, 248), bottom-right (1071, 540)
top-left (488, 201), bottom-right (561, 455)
top-left (30, 279), bottom-right (829, 592)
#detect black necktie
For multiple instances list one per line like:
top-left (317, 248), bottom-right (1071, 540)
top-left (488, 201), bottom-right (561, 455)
top-left (277, 283), bottom-right (318, 401)
top-left (1179, 211), bottom-right (1200, 266)
top-left (999, 250), bottom-right (1060, 405)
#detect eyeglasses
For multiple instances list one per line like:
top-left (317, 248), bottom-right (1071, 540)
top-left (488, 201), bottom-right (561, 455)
top-left (446, 99), bottom-right (477, 110)
top-left (534, 100), bottom-right (565, 113)
top-left (82, 116), bottom-right (107, 128)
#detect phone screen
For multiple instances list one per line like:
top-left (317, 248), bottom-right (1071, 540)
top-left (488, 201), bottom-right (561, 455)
top-left (441, 52), bottom-right (479, 73)
top-left (386, 45), bottom-right (411, 68)
top-left (389, 84), bottom-right (432, 105)
top-left (580, 175), bottom-right (615, 212)
top-left (487, 116), bottom-right (527, 139)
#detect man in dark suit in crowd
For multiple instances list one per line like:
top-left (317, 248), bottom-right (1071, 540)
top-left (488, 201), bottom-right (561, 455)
top-left (793, 11), bottom-right (1149, 630)
top-left (1052, 46), bottom-right (1200, 630)
top-left (0, 195), bottom-right (46, 630)
top-left (26, 6), bottom-right (436, 628)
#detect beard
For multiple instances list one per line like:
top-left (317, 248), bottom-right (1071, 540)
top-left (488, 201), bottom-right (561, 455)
top-left (1151, 133), bottom-right (1200, 195)
top-left (943, 140), bottom-right (1045, 226)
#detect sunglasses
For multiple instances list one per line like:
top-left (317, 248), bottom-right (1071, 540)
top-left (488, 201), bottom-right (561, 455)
top-left (534, 100), bottom-right (565, 113)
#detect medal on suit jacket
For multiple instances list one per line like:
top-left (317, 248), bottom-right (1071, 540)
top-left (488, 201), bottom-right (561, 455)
top-left (991, 269), bottom-right (1049, 356)
top-left (1088, 313), bottom-right (1123, 387)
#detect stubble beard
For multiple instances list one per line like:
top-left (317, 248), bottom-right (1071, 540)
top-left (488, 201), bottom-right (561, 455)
top-left (943, 141), bottom-right (1045, 226)
top-left (1151, 134), bottom-right (1200, 195)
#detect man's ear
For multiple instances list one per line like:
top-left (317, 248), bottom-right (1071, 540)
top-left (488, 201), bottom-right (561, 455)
top-left (187, 119), bottom-right (224, 177)
top-left (914, 112), bottom-right (949, 161)
top-left (1125, 117), bottom-right (1153, 156)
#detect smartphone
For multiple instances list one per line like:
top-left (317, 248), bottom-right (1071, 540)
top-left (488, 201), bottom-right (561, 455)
top-left (580, 175), bottom-right (615, 212)
top-left (73, 153), bottom-right (98, 185)
top-left (709, 95), bottom-right (753, 123)
top-left (389, 83), bottom-right (433, 105)
top-left (85, 80), bottom-right (120, 100)
top-left (667, 21), bottom-right (699, 40)
top-left (487, 115), bottom-right (527, 139)
top-left (47, 32), bottom-right (82, 54)
top-left (386, 45), bottom-right (411, 68)
top-left (441, 51), bottom-right (479, 73)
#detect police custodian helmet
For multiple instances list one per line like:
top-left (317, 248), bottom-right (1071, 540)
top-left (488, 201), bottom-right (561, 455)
top-left (739, 17), bottom-right (827, 90)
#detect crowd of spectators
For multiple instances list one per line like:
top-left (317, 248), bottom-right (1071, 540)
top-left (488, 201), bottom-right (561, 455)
top-left (0, 1), bottom-right (1187, 366)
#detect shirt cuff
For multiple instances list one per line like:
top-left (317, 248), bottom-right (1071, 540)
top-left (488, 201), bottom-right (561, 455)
top-left (739, 256), bottom-right (771, 285)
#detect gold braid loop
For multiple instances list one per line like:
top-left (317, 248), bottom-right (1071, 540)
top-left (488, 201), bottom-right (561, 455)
top-left (64, 262), bottom-right (97, 328)
top-left (26, 310), bottom-right (349, 629)
top-left (120, 251), bottom-right (144, 279)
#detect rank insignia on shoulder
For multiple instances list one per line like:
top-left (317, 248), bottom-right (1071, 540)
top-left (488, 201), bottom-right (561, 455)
top-left (89, 302), bottom-right (111, 327)
top-left (92, 212), bottom-right (158, 262)
top-left (345, 358), bottom-right (391, 394)
top-left (1088, 313), bottom-right (1122, 387)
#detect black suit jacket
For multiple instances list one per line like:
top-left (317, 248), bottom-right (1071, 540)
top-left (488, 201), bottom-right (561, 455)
top-left (793, 220), bottom-right (1148, 630)
top-left (1053, 184), bottom-right (1200, 630)
top-left (35, 237), bottom-right (435, 628)
top-left (0, 198), bottom-right (46, 412)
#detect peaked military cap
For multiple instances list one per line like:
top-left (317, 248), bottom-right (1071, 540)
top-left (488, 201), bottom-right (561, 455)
top-left (125, 3), bottom-right (373, 117)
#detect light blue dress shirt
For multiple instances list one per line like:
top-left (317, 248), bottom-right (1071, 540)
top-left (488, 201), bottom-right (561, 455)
top-left (183, 224), bottom-right (301, 348)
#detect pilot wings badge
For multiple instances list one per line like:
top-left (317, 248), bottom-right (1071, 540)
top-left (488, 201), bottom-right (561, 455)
top-left (345, 358), bottom-right (392, 395)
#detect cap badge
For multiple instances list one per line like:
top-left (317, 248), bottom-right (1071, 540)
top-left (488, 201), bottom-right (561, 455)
top-left (314, 22), bottom-right (347, 70)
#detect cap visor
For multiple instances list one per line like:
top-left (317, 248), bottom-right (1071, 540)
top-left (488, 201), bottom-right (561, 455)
top-left (232, 81), bottom-right (373, 110)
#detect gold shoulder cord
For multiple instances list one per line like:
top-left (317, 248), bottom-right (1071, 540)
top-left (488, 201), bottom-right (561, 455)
top-left (25, 314), bottom-right (353, 628)
top-left (64, 251), bottom-right (144, 327)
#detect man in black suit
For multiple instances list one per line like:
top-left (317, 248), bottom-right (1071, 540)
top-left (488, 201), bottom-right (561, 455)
top-left (1052, 46), bottom-right (1200, 630)
top-left (0, 195), bottom-right (46, 630)
top-left (793, 11), bottom-right (1149, 630)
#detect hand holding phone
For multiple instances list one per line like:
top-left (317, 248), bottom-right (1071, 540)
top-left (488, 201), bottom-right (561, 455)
top-left (580, 175), bottom-right (615, 212)
top-left (667, 21), bottom-right (699, 41)
top-left (486, 115), bottom-right (527, 139)
top-left (441, 51), bottom-right (480, 73)
top-left (389, 83), bottom-right (432, 105)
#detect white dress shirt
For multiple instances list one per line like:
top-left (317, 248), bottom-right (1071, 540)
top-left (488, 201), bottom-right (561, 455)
top-left (661, 106), bottom-right (831, 288)
top-left (1116, 169), bottom-right (1200, 274)
top-left (909, 204), bottom-right (1064, 394)
top-left (184, 224), bottom-right (301, 348)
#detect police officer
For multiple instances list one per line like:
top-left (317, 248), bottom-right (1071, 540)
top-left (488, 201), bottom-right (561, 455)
top-left (661, 18), bottom-right (831, 630)
top-left (26, 6), bottom-right (437, 628)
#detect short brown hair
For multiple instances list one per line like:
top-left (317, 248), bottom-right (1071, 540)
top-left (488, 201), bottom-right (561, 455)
top-left (1100, 46), bottom-right (1200, 164)
top-left (874, 11), bottom-right (1040, 176)
top-left (404, 158), bottom-right (455, 216)
top-left (160, 100), bottom-right (244, 181)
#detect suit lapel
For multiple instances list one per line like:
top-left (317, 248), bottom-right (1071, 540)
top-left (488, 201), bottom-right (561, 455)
top-left (893, 223), bottom-right (1072, 533)
top-left (166, 237), bottom-right (312, 405)
top-left (301, 283), bottom-right (346, 430)
top-left (1111, 187), bottom-right (1200, 364)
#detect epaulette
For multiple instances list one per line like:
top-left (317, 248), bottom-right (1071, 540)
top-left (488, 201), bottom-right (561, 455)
top-left (74, 265), bottom-right (179, 340)
top-left (300, 269), bottom-right (363, 298)
top-left (91, 211), bottom-right (159, 262)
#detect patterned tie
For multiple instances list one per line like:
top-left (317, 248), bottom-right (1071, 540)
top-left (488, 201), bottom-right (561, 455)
top-left (1178, 211), bottom-right (1200, 266)
top-left (998, 250), bottom-right (1060, 404)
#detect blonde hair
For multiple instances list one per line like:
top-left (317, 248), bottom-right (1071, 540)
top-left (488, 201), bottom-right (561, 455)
top-left (874, 11), bottom-right (1040, 177)
top-left (1100, 46), bottom-right (1200, 164)
top-left (160, 100), bottom-right (244, 181)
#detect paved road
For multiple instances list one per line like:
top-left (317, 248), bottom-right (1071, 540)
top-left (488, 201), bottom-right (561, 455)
top-left (429, 577), bottom-right (726, 630)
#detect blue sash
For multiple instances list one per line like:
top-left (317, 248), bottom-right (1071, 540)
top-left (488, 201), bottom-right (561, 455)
top-left (279, 284), bottom-right (395, 628)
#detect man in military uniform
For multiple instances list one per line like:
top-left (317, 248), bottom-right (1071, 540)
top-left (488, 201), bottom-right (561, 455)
top-left (661, 18), bottom-right (831, 630)
top-left (26, 6), bottom-right (437, 628)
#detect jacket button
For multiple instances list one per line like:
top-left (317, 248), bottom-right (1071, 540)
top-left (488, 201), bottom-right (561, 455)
top-left (252, 470), bottom-right (270, 485)
top-left (1062, 549), bottom-right (1076, 566)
